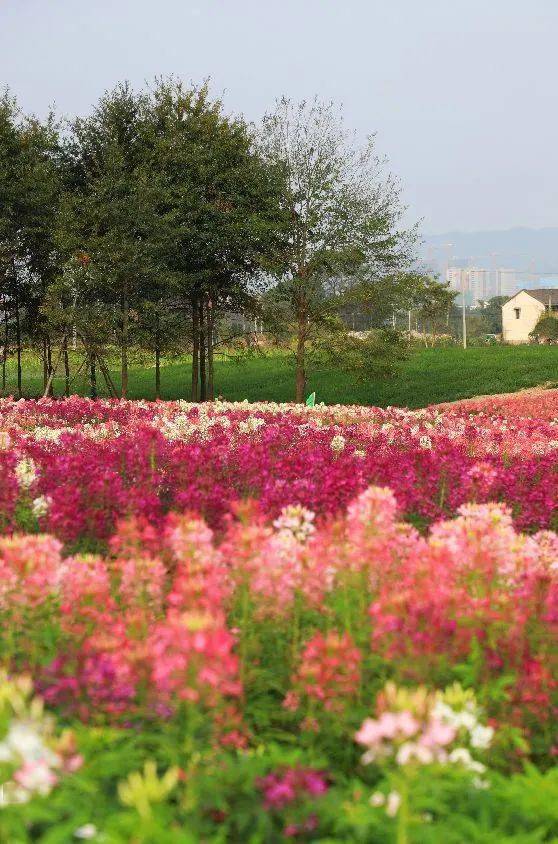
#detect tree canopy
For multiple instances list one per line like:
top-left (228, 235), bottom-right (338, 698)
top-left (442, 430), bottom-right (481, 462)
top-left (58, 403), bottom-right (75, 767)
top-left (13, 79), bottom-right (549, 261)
top-left (259, 97), bottom-right (416, 400)
top-left (0, 82), bottom-right (442, 402)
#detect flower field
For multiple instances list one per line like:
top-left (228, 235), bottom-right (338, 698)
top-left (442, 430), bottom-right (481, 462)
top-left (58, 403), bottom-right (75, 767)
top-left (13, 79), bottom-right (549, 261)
top-left (0, 395), bottom-right (557, 842)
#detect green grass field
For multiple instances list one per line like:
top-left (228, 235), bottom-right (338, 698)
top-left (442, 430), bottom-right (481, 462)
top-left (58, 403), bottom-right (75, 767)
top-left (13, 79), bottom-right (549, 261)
top-left (3, 345), bottom-right (558, 408)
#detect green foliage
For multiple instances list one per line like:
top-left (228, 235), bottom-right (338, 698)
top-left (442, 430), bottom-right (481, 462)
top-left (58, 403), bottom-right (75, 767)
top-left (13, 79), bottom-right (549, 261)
top-left (3, 344), bottom-right (558, 407)
top-left (532, 314), bottom-right (558, 341)
top-left (0, 90), bottom-right (63, 396)
top-left (1, 729), bottom-right (557, 842)
top-left (309, 323), bottom-right (407, 383)
top-left (478, 296), bottom-right (507, 334)
top-left (259, 97), bottom-right (415, 400)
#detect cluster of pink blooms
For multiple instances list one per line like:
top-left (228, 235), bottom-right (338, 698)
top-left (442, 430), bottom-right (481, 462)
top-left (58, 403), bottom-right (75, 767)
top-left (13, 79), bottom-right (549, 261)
top-left (356, 702), bottom-right (456, 767)
top-left (367, 499), bottom-right (557, 726)
top-left (1, 393), bottom-right (558, 545)
top-left (257, 767), bottom-right (328, 837)
top-left (284, 632), bottom-right (362, 718)
top-left (0, 517), bottom-right (244, 746)
top-left (0, 479), bottom-right (555, 756)
top-left (355, 681), bottom-right (495, 815)
top-left (258, 767), bottom-right (329, 810)
top-left (437, 388), bottom-right (558, 420)
top-left (0, 393), bottom-right (557, 769)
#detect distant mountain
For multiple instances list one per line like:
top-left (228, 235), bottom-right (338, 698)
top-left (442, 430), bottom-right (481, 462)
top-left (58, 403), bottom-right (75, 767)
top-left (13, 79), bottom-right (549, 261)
top-left (421, 227), bottom-right (558, 276)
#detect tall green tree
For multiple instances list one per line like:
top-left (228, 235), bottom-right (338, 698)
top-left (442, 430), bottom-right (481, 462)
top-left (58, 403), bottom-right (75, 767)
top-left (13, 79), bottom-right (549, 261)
top-left (0, 91), bottom-right (22, 394)
top-left (20, 114), bottom-right (64, 394)
top-left (0, 91), bottom-right (62, 396)
top-left (260, 98), bottom-right (415, 401)
top-left (58, 83), bottom-right (158, 397)
top-left (145, 79), bottom-right (286, 401)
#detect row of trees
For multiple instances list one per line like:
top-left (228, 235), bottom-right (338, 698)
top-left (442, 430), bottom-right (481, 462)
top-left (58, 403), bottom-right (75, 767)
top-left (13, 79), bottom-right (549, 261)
top-left (0, 80), bottom-right (451, 401)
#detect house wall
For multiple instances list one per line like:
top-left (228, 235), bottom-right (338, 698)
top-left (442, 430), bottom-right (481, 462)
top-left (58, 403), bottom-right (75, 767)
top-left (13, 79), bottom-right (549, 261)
top-left (502, 291), bottom-right (545, 344)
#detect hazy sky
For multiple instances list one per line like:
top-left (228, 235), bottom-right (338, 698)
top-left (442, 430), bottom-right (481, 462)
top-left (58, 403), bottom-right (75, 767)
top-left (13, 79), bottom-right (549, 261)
top-left (1, 0), bottom-right (557, 234)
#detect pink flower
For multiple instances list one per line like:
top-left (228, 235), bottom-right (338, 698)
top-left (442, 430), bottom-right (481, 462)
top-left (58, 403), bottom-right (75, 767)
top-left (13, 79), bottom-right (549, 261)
top-left (258, 768), bottom-right (329, 810)
top-left (14, 760), bottom-right (58, 794)
top-left (420, 718), bottom-right (456, 748)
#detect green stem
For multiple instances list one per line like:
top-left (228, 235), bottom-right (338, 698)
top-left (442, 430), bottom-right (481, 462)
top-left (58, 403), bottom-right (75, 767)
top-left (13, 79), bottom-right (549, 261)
top-left (396, 776), bottom-right (410, 844)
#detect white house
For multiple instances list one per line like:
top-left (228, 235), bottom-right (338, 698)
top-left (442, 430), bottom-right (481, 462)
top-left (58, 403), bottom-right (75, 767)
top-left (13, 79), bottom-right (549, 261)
top-left (502, 289), bottom-right (558, 344)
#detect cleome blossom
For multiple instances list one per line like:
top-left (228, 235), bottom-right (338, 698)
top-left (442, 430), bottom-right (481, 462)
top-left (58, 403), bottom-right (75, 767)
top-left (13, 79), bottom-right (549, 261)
top-left (0, 672), bottom-right (82, 807)
top-left (356, 682), bottom-right (493, 772)
top-left (2, 394), bottom-right (558, 541)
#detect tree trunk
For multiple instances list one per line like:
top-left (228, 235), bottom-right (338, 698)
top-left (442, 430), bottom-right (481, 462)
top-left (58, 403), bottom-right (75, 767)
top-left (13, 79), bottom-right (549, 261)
top-left (155, 348), bottom-right (161, 400)
top-left (191, 296), bottom-right (199, 401)
top-left (121, 289), bottom-right (129, 399)
top-left (199, 299), bottom-right (207, 402)
top-left (97, 355), bottom-right (118, 398)
top-left (14, 281), bottom-right (21, 398)
top-left (2, 301), bottom-right (8, 393)
top-left (295, 300), bottom-right (307, 403)
top-left (44, 336), bottom-right (54, 396)
top-left (42, 341), bottom-right (66, 399)
top-left (207, 298), bottom-right (214, 401)
top-left (89, 351), bottom-right (97, 399)
top-left (43, 338), bottom-right (48, 394)
top-left (63, 337), bottom-right (70, 397)
top-left (48, 338), bottom-right (53, 395)
top-left (154, 312), bottom-right (161, 400)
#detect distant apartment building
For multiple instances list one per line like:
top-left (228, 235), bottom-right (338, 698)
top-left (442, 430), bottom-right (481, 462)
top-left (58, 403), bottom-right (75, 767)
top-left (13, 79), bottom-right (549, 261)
top-left (446, 267), bottom-right (519, 305)
top-left (468, 268), bottom-right (489, 303)
top-left (446, 267), bottom-right (466, 296)
top-left (445, 267), bottom-right (487, 305)
top-left (496, 269), bottom-right (518, 297)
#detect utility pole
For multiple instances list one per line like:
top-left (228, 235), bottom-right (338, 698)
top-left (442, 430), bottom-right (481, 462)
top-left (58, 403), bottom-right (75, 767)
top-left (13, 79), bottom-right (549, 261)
top-left (461, 271), bottom-right (467, 349)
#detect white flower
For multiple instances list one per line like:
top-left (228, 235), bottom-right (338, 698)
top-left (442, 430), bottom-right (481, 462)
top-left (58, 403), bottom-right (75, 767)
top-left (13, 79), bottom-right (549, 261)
top-left (238, 416), bottom-right (266, 435)
top-left (470, 724), bottom-right (494, 750)
top-left (32, 495), bottom-right (50, 519)
top-left (396, 742), bottom-right (434, 766)
top-left (0, 431), bottom-right (11, 450)
top-left (1, 722), bottom-right (58, 767)
top-left (330, 434), bottom-right (346, 453)
top-left (457, 710), bottom-right (478, 732)
top-left (433, 700), bottom-right (478, 733)
top-left (247, 416), bottom-right (265, 431)
top-left (419, 435), bottom-right (432, 449)
top-left (32, 426), bottom-right (63, 443)
top-left (74, 824), bottom-right (98, 840)
top-left (448, 747), bottom-right (486, 773)
top-left (274, 505), bottom-right (316, 543)
top-left (15, 457), bottom-right (37, 489)
top-left (369, 791), bottom-right (385, 807)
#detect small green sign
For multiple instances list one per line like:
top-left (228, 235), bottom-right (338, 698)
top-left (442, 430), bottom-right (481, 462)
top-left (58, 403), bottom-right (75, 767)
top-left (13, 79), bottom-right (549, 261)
top-left (305, 392), bottom-right (316, 407)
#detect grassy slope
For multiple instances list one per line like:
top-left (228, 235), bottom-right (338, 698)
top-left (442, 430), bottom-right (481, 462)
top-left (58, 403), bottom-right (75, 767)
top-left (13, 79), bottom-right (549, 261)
top-left (3, 345), bottom-right (558, 408)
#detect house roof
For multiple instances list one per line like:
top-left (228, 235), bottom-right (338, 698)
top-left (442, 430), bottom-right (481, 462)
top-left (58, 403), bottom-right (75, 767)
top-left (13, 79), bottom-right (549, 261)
top-left (513, 288), bottom-right (558, 305)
